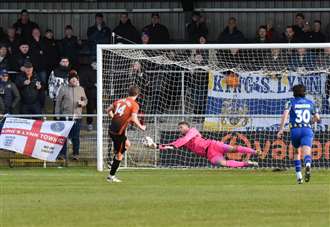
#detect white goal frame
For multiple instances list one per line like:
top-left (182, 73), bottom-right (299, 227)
top-left (97, 43), bottom-right (330, 172)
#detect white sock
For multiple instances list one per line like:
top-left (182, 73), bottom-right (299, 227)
top-left (296, 171), bottom-right (302, 180)
top-left (306, 163), bottom-right (311, 168)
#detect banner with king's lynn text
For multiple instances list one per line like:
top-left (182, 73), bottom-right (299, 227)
top-left (0, 118), bottom-right (74, 161)
top-left (204, 71), bottom-right (330, 131)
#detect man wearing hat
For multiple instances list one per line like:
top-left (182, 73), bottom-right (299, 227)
top-left (55, 70), bottom-right (87, 160)
top-left (87, 13), bottom-right (111, 59)
top-left (15, 62), bottom-right (43, 114)
top-left (0, 69), bottom-right (20, 114)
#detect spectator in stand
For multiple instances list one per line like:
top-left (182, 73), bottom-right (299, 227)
top-left (15, 62), bottom-right (43, 114)
top-left (56, 70), bottom-right (87, 160)
top-left (141, 32), bottom-right (150, 44)
top-left (3, 27), bottom-right (21, 55)
top-left (0, 45), bottom-right (11, 70)
top-left (11, 42), bottom-right (33, 81)
top-left (0, 69), bottom-right (20, 114)
top-left (79, 61), bottom-right (96, 131)
top-left (29, 27), bottom-right (47, 85)
top-left (265, 21), bottom-right (280, 43)
top-left (44, 29), bottom-right (59, 76)
top-left (251, 26), bottom-right (272, 69)
top-left (87, 13), bottom-right (111, 59)
top-left (143, 13), bottom-right (170, 44)
top-left (281, 26), bottom-right (299, 43)
top-left (13, 9), bottom-right (39, 42)
top-left (48, 57), bottom-right (70, 109)
top-left (292, 13), bottom-right (308, 42)
top-left (289, 48), bottom-right (316, 71)
top-left (254, 25), bottom-right (271, 43)
top-left (113, 13), bottom-right (140, 44)
top-left (187, 11), bottom-right (208, 43)
top-left (307, 20), bottom-right (326, 43)
top-left (59, 25), bottom-right (81, 70)
top-left (218, 17), bottom-right (245, 44)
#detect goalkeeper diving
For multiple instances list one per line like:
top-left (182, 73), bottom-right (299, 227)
top-left (144, 121), bottom-right (260, 167)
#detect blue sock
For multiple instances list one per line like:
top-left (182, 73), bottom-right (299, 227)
top-left (304, 155), bottom-right (312, 167)
top-left (294, 160), bottom-right (301, 172)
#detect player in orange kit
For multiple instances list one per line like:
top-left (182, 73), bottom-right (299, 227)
top-left (106, 85), bottom-right (146, 182)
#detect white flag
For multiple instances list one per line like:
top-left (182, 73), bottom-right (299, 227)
top-left (0, 118), bottom-right (74, 162)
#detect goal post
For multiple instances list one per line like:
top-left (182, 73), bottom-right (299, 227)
top-left (97, 43), bottom-right (330, 172)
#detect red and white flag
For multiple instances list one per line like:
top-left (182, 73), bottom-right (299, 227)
top-left (0, 118), bottom-right (74, 162)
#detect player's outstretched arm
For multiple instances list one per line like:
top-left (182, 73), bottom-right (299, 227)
top-left (277, 110), bottom-right (289, 139)
top-left (131, 113), bottom-right (146, 131)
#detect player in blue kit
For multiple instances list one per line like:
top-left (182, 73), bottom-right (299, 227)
top-left (277, 84), bottom-right (320, 184)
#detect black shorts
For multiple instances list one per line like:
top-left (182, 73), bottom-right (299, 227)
top-left (110, 132), bottom-right (127, 154)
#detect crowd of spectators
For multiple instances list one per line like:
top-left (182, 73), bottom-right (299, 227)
top-left (0, 9), bottom-right (329, 116)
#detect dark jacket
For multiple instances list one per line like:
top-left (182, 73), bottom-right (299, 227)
top-left (29, 38), bottom-right (47, 72)
top-left (218, 27), bottom-right (245, 44)
top-left (113, 19), bottom-right (140, 44)
top-left (187, 21), bottom-right (208, 43)
top-left (253, 37), bottom-right (271, 43)
top-left (87, 22), bottom-right (111, 56)
top-left (12, 19), bottom-right (39, 42)
top-left (11, 51), bottom-right (33, 72)
top-left (43, 37), bottom-right (59, 73)
top-left (15, 73), bottom-right (43, 105)
top-left (3, 37), bottom-right (21, 55)
top-left (307, 31), bottom-right (326, 43)
top-left (292, 25), bottom-right (307, 42)
top-left (143, 23), bottom-right (170, 44)
top-left (59, 36), bottom-right (81, 69)
top-left (79, 65), bottom-right (96, 90)
top-left (0, 55), bottom-right (11, 70)
top-left (87, 22), bottom-right (111, 44)
top-left (0, 80), bottom-right (20, 113)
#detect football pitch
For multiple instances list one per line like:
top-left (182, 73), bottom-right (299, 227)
top-left (1, 168), bottom-right (329, 227)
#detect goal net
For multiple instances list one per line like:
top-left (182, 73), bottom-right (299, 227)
top-left (97, 43), bottom-right (330, 171)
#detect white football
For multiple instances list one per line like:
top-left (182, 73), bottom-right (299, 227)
top-left (142, 136), bottom-right (154, 147)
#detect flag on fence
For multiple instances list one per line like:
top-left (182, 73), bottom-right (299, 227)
top-left (0, 118), bottom-right (74, 162)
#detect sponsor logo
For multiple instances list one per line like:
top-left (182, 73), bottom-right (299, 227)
top-left (50, 122), bottom-right (65, 132)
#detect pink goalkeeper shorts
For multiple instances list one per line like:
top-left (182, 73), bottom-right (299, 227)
top-left (206, 140), bottom-right (229, 165)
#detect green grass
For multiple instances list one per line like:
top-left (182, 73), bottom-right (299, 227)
top-left (1, 168), bottom-right (329, 227)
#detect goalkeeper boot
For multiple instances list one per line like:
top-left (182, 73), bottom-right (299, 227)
top-left (247, 161), bottom-right (259, 167)
top-left (297, 178), bottom-right (303, 184)
top-left (304, 165), bottom-right (311, 183)
top-left (107, 175), bottom-right (122, 183)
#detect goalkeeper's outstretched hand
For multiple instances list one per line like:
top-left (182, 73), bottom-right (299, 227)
top-left (142, 137), bottom-right (174, 150)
